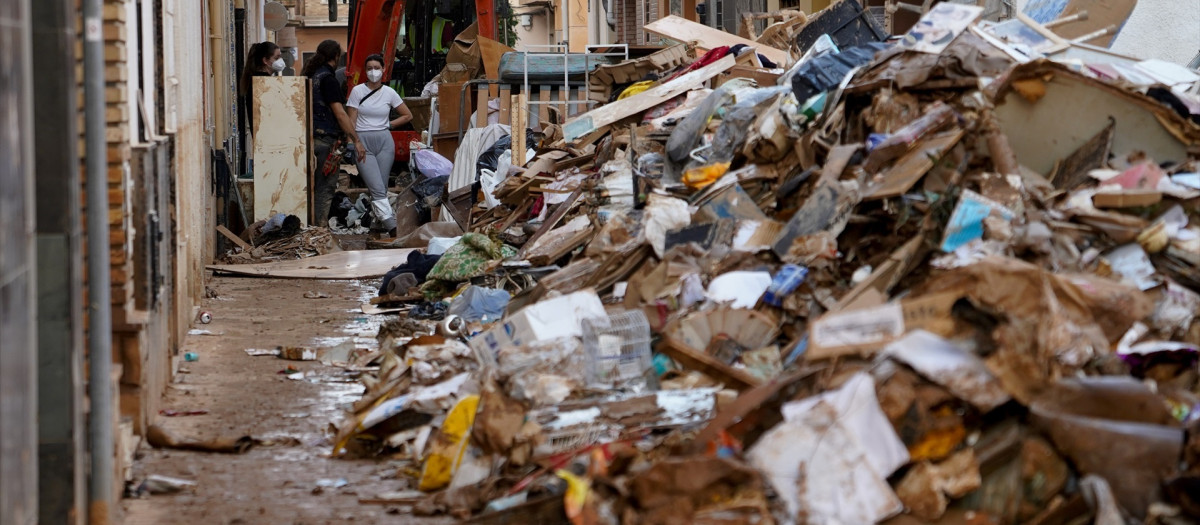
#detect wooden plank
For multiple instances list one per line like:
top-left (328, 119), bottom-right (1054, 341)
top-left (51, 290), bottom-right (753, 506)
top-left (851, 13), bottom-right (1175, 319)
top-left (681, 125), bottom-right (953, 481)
top-left (498, 87), bottom-right (511, 126)
top-left (556, 88), bottom-right (567, 122)
top-left (252, 77), bottom-right (310, 224)
top-left (476, 85), bottom-right (488, 127)
top-left (562, 55), bottom-right (736, 144)
top-left (207, 249), bottom-right (421, 279)
top-left (215, 225), bottom-right (253, 252)
top-left (439, 81), bottom-right (467, 134)
top-left (644, 16), bottom-right (789, 66)
top-left (513, 93), bottom-right (527, 166)
top-left (477, 36), bottom-right (514, 98)
top-left (538, 88), bottom-right (551, 129)
top-left (516, 185), bottom-right (584, 259)
top-left (863, 129), bottom-right (964, 201)
top-left (659, 337), bottom-right (761, 391)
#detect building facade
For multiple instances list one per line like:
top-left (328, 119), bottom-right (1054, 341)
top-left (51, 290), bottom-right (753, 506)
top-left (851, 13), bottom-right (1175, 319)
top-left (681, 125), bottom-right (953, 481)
top-left (1, 0), bottom-right (268, 523)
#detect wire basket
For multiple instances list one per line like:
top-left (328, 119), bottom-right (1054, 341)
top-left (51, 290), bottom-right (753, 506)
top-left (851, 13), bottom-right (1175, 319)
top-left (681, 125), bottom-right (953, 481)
top-left (536, 424), bottom-right (618, 458)
top-left (582, 310), bottom-right (655, 391)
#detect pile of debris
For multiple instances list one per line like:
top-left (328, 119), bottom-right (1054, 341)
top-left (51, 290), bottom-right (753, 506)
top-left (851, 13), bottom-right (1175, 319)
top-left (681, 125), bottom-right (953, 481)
top-left (218, 212), bottom-right (342, 263)
top-left (332, 1), bottom-right (1200, 523)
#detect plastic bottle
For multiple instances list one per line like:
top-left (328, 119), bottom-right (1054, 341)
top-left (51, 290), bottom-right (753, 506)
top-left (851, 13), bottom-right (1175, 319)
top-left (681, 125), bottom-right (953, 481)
top-left (762, 265), bottom-right (809, 307)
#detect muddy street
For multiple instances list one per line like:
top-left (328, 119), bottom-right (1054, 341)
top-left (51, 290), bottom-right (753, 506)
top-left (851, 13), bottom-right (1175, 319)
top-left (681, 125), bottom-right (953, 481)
top-left (122, 276), bottom-right (450, 525)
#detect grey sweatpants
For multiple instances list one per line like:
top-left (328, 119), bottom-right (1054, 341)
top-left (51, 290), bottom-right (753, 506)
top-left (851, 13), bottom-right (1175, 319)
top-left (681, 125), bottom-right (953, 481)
top-left (356, 130), bottom-right (394, 203)
top-left (356, 130), bottom-right (397, 231)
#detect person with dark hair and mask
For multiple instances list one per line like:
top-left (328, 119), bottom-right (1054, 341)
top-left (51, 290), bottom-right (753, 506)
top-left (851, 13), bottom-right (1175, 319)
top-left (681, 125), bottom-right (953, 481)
top-left (303, 39), bottom-right (359, 226)
top-left (239, 41), bottom-right (282, 135)
top-left (346, 53), bottom-right (412, 235)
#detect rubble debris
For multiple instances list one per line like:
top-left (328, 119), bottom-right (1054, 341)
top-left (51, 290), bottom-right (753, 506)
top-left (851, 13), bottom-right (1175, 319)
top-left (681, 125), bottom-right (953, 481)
top-left (307, 3), bottom-right (1200, 522)
top-left (138, 474), bottom-right (198, 495)
top-left (145, 425), bottom-right (257, 454)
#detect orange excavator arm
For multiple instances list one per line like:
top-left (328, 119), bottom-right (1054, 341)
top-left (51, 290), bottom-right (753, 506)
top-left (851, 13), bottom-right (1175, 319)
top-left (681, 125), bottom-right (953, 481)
top-left (475, 0), bottom-right (497, 41)
top-left (345, 0), bottom-right (406, 93)
top-left (344, 0), bottom-right (495, 94)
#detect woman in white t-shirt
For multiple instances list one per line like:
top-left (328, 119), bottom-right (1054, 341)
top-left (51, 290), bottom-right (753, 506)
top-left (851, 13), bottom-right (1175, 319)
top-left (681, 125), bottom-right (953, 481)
top-left (346, 53), bottom-right (413, 233)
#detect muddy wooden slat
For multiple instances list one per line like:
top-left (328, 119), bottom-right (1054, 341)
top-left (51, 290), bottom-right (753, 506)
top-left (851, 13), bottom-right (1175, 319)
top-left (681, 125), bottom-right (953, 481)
top-left (498, 86), bottom-right (511, 126)
top-left (538, 88), bottom-right (551, 129)
top-left (476, 85), bottom-right (488, 127)
top-left (561, 55), bottom-right (735, 144)
top-left (513, 93), bottom-right (527, 166)
top-left (216, 225), bottom-right (252, 252)
top-left (556, 87), bottom-right (568, 122)
top-left (644, 15), bottom-right (789, 66)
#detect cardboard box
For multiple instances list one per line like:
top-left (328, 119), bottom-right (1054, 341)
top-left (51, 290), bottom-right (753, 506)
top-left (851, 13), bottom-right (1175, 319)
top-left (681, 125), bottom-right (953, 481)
top-left (469, 290), bottom-right (608, 357)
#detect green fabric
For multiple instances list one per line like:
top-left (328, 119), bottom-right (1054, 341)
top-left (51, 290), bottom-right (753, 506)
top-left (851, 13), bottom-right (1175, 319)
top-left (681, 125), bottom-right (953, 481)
top-left (426, 233), bottom-right (515, 283)
top-left (432, 17), bottom-right (450, 54)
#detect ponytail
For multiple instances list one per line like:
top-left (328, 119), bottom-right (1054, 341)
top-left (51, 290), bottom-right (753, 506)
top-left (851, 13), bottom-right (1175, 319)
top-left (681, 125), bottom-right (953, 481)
top-left (239, 41), bottom-right (279, 95)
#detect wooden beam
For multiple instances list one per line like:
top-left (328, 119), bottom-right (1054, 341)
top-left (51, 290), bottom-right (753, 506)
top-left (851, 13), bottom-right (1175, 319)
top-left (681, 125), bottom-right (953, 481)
top-left (556, 87), bottom-right (568, 121)
top-left (516, 185), bottom-right (584, 259)
top-left (498, 86), bottom-right (512, 126)
top-left (644, 16), bottom-right (789, 66)
top-left (538, 88), bottom-right (551, 129)
top-left (659, 337), bottom-right (761, 391)
top-left (512, 93), bottom-right (527, 167)
top-left (576, 86), bottom-right (587, 117)
top-left (476, 85), bottom-right (489, 127)
top-left (562, 55), bottom-right (736, 144)
top-left (215, 225), bottom-right (253, 252)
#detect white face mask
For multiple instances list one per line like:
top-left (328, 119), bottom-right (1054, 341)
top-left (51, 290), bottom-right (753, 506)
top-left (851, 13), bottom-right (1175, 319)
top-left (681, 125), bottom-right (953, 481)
top-left (366, 69), bottom-right (383, 83)
top-left (271, 58), bottom-right (285, 73)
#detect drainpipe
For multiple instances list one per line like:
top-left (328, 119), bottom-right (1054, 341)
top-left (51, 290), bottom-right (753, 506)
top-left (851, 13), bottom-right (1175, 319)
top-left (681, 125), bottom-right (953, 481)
top-left (83, 0), bottom-right (115, 521)
top-left (606, 0), bottom-right (616, 30)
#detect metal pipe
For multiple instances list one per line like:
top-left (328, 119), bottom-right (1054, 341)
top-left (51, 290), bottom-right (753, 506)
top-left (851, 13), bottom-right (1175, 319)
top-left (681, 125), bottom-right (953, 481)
top-left (83, 0), bottom-right (115, 520)
top-left (606, 0), bottom-right (616, 30)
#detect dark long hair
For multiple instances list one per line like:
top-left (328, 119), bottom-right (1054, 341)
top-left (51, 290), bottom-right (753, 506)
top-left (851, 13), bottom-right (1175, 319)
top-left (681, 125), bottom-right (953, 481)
top-left (302, 40), bottom-right (342, 77)
top-left (239, 41), bottom-right (279, 95)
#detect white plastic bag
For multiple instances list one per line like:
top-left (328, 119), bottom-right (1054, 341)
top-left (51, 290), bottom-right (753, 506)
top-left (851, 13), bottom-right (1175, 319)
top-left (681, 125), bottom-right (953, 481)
top-left (411, 149), bottom-right (452, 179)
top-left (479, 150), bottom-right (512, 209)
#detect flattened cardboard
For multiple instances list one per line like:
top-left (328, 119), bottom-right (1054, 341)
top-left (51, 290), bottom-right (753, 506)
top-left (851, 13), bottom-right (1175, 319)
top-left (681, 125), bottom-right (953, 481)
top-left (864, 129), bottom-right (964, 201)
top-left (772, 180), bottom-right (839, 258)
top-left (1092, 189), bottom-right (1162, 208)
top-left (808, 292), bottom-right (961, 360)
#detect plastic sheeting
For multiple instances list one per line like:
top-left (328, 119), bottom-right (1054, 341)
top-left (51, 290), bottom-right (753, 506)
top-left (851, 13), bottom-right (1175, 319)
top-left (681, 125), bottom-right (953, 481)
top-left (412, 149), bottom-right (453, 179)
top-left (448, 285), bottom-right (511, 323)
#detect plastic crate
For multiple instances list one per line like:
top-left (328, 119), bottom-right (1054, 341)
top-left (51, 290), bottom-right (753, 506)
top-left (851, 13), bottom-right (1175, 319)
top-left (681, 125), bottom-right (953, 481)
top-left (582, 310), bottom-right (655, 391)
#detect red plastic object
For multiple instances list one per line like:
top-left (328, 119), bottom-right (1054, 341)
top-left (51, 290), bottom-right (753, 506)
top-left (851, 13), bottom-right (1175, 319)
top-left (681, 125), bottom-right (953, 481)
top-left (391, 130), bottom-right (421, 163)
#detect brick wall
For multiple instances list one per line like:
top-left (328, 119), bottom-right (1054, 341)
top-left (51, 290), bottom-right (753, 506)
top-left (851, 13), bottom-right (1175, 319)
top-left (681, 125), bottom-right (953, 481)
top-left (617, 0), bottom-right (659, 44)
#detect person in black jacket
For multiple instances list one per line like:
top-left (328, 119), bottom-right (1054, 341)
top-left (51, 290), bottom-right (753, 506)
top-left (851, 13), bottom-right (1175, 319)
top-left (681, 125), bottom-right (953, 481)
top-left (302, 40), bottom-right (359, 226)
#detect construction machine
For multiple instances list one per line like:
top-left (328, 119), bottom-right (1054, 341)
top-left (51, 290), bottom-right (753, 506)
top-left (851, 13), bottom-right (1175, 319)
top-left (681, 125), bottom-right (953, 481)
top-left (334, 0), bottom-right (496, 163)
